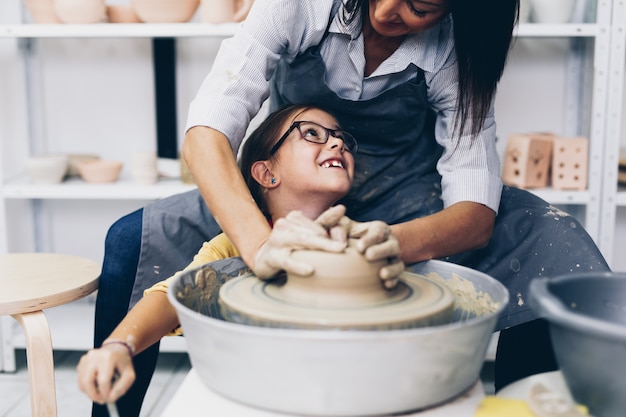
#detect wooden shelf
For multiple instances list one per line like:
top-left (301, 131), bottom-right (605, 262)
top-left (0, 22), bottom-right (599, 39)
top-left (2, 175), bottom-right (196, 200)
top-left (2, 174), bottom-right (591, 204)
top-left (0, 22), bottom-right (239, 38)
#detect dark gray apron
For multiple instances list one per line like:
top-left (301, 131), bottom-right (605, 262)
top-left (268, 36), bottom-right (610, 330)
top-left (133, 17), bottom-right (610, 330)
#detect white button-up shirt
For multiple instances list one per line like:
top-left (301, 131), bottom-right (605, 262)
top-left (186, 0), bottom-right (503, 213)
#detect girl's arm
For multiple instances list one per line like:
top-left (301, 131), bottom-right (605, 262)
top-left (77, 291), bottom-right (179, 404)
top-left (105, 291), bottom-right (179, 356)
top-left (78, 233), bottom-right (240, 404)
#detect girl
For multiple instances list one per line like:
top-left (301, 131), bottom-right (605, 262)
top-left (78, 104), bottom-right (402, 405)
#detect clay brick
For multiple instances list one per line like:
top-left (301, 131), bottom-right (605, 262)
top-left (551, 136), bottom-right (588, 190)
top-left (502, 133), bottom-right (554, 189)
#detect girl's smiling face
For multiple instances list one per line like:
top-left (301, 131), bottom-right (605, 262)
top-left (368, 0), bottom-right (450, 38)
top-left (271, 108), bottom-right (355, 203)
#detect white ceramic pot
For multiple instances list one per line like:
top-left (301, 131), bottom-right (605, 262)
top-left (530, 0), bottom-right (577, 24)
top-left (200, 0), bottom-right (253, 23)
top-left (23, 0), bottom-right (62, 23)
top-left (25, 154), bottom-right (68, 184)
top-left (169, 259), bottom-right (509, 416)
top-left (54, 0), bottom-right (107, 24)
top-left (131, 0), bottom-right (199, 23)
top-left (132, 151), bottom-right (158, 185)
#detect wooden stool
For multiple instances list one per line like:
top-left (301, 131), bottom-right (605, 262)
top-left (0, 253), bottom-right (100, 417)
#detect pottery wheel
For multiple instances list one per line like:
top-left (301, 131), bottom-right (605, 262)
top-left (219, 271), bottom-right (455, 330)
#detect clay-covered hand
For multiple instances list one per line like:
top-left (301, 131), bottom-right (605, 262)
top-left (76, 343), bottom-right (135, 404)
top-left (253, 207), bottom-right (347, 279)
top-left (318, 206), bottom-right (405, 288)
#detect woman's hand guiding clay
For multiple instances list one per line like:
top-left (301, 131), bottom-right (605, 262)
top-left (254, 205), bottom-right (404, 287)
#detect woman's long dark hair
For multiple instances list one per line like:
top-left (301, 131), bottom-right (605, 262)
top-left (342, 0), bottom-right (519, 138)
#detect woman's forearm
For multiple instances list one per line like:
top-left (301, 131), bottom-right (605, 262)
top-left (390, 201), bottom-right (496, 264)
top-left (182, 126), bottom-right (272, 268)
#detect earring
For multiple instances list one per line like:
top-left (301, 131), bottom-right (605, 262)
top-left (270, 178), bottom-right (277, 185)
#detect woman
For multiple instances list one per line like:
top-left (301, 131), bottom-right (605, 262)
top-left (80, 104), bottom-right (400, 404)
top-left (92, 0), bottom-right (609, 415)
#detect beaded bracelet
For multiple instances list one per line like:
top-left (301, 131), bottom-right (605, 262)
top-left (102, 339), bottom-right (136, 357)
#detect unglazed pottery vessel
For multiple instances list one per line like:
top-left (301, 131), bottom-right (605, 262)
top-left (77, 160), bottom-right (123, 183)
top-left (132, 151), bottom-right (158, 185)
top-left (106, 4), bottom-right (142, 23)
top-left (23, 0), bottom-right (62, 23)
top-left (66, 153), bottom-right (100, 177)
top-left (25, 154), bottom-right (68, 184)
top-left (131, 0), bottom-right (199, 23)
top-left (220, 242), bottom-right (456, 329)
top-left (55, 0), bottom-right (107, 24)
top-left (169, 258), bottom-right (509, 416)
top-left (200, 0), bottom-right (254, 23)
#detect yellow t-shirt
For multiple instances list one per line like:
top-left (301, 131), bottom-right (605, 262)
top-left (143, 232), bottom-right (240, 335)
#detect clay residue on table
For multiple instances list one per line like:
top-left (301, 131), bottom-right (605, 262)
top-left (425, 272), bottom-right (499, 320)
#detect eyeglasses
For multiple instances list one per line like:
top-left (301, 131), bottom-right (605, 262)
top-left (269, 121), bottom-right (358, 155)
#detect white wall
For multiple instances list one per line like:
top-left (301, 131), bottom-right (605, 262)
top-left (1, 1), bottom-right (624, 270)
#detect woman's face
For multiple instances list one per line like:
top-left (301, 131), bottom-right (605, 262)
top-left (272, 109), bottom-right (355, 201)
top-left (368, 0), bottom-right (450, 37)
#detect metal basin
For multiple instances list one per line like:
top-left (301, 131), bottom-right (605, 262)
top-left (529, 272), bottom-right (626, 417)
top-left (168, 258), bottom-right (508, 416)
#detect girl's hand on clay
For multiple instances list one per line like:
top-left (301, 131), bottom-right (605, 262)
top-left (319, 205), bottom-right (405, 288)
top-left (77, 343), bottom-right (135, 404)
top-left (253, 207), bottom-right (347, 279)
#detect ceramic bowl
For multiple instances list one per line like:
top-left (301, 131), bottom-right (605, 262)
top-left (106, 4), bottom-right (142, 23)
top-left (23, 0), bottom-right (62, 23)
top-left (55, 0), bottom-right (107, 24)
top-left (67, 153), bottom-right (100, 177)
top-left (530, 273), bottom-right (626, 417)
top-left (131, 0), bottom-right (199, 23)
top-left (25, 155), bottom-right (68, 184)
top-left (77, 160), bottom-right (123, 183)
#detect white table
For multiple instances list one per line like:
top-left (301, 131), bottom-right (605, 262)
top-left (160, 369), bottom-right (485, 417)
